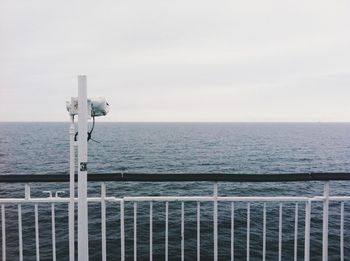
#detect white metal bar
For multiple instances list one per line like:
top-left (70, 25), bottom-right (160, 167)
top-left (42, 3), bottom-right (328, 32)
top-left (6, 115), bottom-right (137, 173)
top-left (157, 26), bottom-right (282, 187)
top-left (101, 183), bottom-right (107, 261)
top-left (0, 198), bottom-right (74, 204)
top-left (304, 201), bottom-right (311, 261)
top-left (18, 205), bottom-right (23, 261)
top-left (278, 203), bottom-right (282, 261)
top-left (213, 183), bottom-right (218, 261)
top-left (0, 195), bottom-right (347, 204)
top-left (52, 203), bottom-right (56, 261)
top-left (231, 202), bottom-right (234, 261)
top-left (322, 182), bottom-right (329, 261)
top-left (69, 114), bottom-right (75, 261)
top-left (247, 202), bottom-right (250, 261)
top-left (1, 205), bottom-right (5, 261)
top-left (120, 200), bottom-right (125, 261)
top-left (262, 203), bottom-right (266, 261)
top-left (328, 196), bottom-right (350, 201)
top-left (181, 202), bottom-right (185, 261)
top-left (134, 202), bottom-right (137, 261)
top-left (150, 202), bottom-right (153, 261)
top-left (197, 202), bottom-right (200, 261)
top-left (35, 204), bottom-right (40, 261)
top-left (124, 195), bottom-right (350, 202)
top-left (294, 203), bottom-right (298, 261)
top-left (340, 202), bottom-right (344, 261)
top-left (78, 75), bottom-right (89, 261)
top-left (1, 195), bottom-right (348, 204)
top-left (25, 184), bottom-right (31, 200)
top-left (165, 202), bottom-right (169, 261)
top-left (0, 196), bottom-right (121, 204)
top-left (123, 196), bottom-right (315, 202)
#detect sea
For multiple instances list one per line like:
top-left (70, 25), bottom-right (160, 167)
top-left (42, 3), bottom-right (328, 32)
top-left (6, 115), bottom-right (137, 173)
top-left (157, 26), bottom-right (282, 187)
top-left (0, 122), bottom-right (349, 260)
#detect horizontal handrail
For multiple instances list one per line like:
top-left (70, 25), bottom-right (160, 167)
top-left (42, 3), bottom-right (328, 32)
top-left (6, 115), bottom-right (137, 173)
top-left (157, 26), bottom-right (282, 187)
top-left (0, 172), bottom-right (349, 183)
top-left (0, 196), bottom-right (350, 203)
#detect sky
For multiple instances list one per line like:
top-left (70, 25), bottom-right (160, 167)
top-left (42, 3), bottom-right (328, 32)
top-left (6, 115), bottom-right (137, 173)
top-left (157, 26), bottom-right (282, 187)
top-left (0, 0), bottom-right (350, 122)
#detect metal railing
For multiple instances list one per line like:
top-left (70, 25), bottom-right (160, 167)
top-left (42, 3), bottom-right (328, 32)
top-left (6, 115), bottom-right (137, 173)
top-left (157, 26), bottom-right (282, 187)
top-left (0, 173), bottom-right (349, 260)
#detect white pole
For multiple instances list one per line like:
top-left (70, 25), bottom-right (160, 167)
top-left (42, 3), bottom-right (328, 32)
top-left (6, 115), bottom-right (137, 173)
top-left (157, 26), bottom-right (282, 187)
top-left (101, 183), bottom-right (107, 261)
top-left (213, 182), bottom-right (218, 261)
top-left (69, 114), bottom-right (75, 261)
top-left (78, 75), bottom-right (89, 261)
top-left (322, 182), bottom-right (329, 261)
top-left (304, 200), bottom-right (311, 261)
top-left (340, 202), bottom-right (344, 261)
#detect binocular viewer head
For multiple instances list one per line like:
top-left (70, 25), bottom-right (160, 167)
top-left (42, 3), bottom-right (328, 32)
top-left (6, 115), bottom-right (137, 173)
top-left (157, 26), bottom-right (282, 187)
top-left (66, 97), bottom-right (110, 117)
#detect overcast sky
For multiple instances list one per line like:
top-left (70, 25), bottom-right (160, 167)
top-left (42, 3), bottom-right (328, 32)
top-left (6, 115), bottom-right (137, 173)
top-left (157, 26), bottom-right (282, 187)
top-left (0, 0), bottom-right (349, 122)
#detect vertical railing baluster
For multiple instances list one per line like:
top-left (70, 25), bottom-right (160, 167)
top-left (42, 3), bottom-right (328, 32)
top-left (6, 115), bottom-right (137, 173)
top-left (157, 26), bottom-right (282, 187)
top-left (2, 205), bottom-right (6, 261)
top-left (134, 202), bottom-right (137, 261)
top-left (262, 203), bottom-right (266, 261)
top-left (35, 204), bottom-right (40, 261)
top-left (278, 203), bottom-right (282, 261)
top-left (181, 202), bottom-right (184, 261)
top-left (120, 200), bottom-right (125, 261)
top-left (150, 202), bottom-right (153, 261)
top-left (213, 182), bottom-right (218, 261)
top-left (52, 202), bottom-right (56, 261)
top-left (165, 202), bottom-right (169, 261)
top-left (294, 203), bottom-right (298, 261)
top-left (340, 202), bottom-right (344, 261)
top-left (25, 184), bottom-right (31, 200)
top-left (18, 204), bottom-right (23, 261)
top-left (197, 202), bottom-right (200, 261)
top-left (304, 200), bottom-right (311, 261)
top-left (231, 202), bottom-right (234, 261)
top-left (247, 202), bottom-right (250, 261)
top-left (322, 182), bottom-right (329, 261)
top-left (101, 183), bottom-right (107, 261)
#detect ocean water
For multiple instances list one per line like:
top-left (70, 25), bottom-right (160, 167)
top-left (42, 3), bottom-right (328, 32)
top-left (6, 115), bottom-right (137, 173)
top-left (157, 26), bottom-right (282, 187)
top-left (0, 122), bottom-right (350, 260)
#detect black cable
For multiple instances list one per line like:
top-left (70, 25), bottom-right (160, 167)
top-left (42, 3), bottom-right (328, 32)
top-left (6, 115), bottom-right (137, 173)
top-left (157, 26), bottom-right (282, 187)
top-left (89, 114), bottom-right (96, 134)
top-left (74, 114), bottom-right (96, 142)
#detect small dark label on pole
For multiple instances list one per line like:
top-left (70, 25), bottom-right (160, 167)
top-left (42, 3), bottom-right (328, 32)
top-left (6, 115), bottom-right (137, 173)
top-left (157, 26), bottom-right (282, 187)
top-left (80, 162), bottom-right (87, 171)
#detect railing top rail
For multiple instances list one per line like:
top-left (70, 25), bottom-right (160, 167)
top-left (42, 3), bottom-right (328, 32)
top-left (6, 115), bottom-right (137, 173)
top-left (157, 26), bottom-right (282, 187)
top-left (0, 173), bottom-right (349, 183)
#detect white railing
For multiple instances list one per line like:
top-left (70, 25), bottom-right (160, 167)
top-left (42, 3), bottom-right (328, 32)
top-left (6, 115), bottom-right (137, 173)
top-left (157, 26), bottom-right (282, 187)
top-left (0, 175), bottom-right (349, 260)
